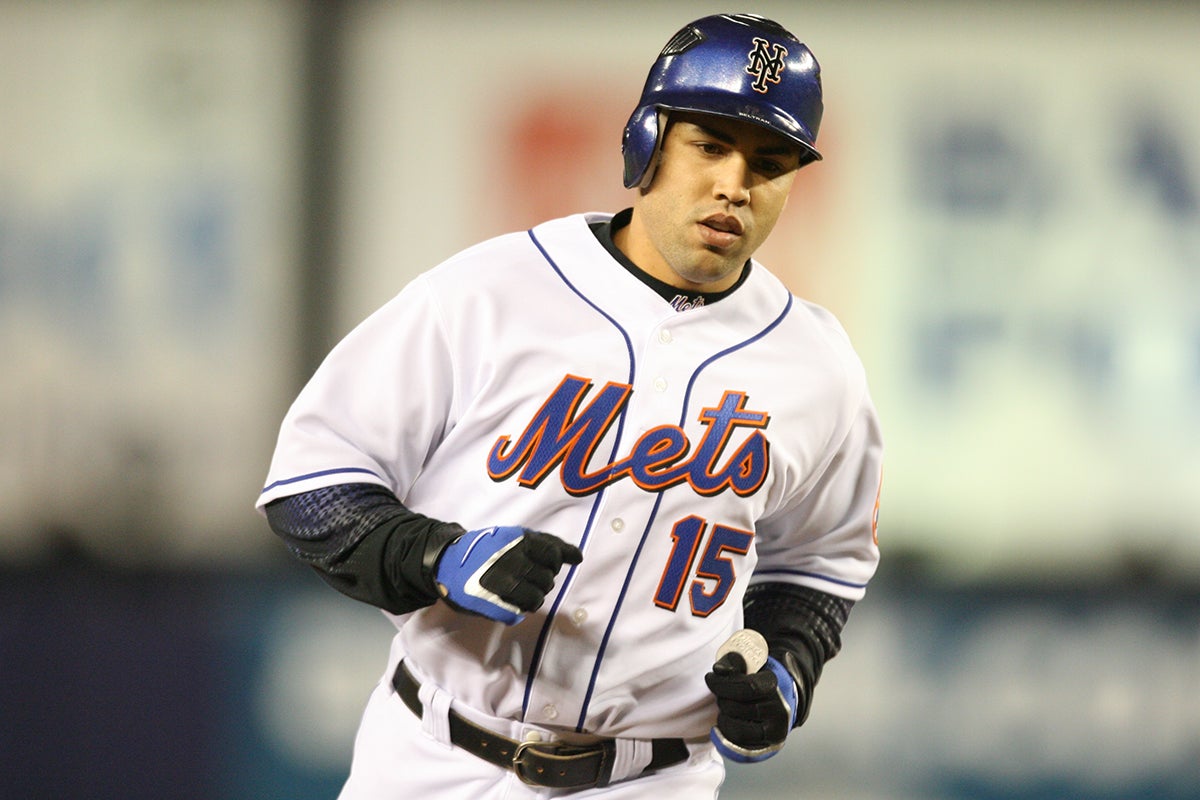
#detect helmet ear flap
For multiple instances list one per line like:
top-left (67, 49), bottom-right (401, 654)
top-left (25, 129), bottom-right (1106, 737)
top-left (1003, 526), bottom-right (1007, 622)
top-left (622, 106), bottom-right (665, 189)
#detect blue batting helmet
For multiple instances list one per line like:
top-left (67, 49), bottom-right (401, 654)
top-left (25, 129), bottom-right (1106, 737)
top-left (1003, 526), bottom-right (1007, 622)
top-left (622, 13), bottom-right (824, 189)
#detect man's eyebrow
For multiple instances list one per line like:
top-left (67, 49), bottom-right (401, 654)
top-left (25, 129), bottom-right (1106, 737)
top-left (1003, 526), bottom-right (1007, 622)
top-left (754, 144), bottom-right (800, 157)
top-left (691, 122), bottom-right (799, 158)
top-left (693, 123), bottom-right (736, 145)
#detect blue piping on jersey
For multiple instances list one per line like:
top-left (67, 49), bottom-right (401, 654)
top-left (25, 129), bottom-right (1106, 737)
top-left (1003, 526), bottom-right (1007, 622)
top-left (752, 567), bottom-right (868, 590)
top-left (681, 293), bottom-right (793, 426)
top-left (575, 291), bottom-right (796, 733)
top-left (522, 227), bottom-right (638, 723)
top-left (260, 466), bottom-right (382, 494)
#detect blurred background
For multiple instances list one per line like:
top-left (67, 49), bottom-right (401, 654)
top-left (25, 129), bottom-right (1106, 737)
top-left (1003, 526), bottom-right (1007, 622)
top-left (1, 0), bottom-right (1198, 798)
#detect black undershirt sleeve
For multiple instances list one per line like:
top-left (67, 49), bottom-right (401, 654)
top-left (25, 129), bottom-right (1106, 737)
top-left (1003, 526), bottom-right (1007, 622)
top-left (263, 483), bottom-right (464, 615)
top-left (742, 582), bottom-right (854, 728)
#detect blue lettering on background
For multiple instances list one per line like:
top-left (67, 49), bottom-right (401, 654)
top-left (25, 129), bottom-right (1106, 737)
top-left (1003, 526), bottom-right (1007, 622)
top-left (0, 178), bottom-right (239, 349)
top-left (0, 191), bottom-right (116, 345)
top-left (916, 314), bottom-right (1005, 389)
top-left (909, 98), bottom-right (1199, 404)
top-left (164, 181), bottom-right (236, 334)
top-left (1126, 118), bottom-right (1196, 217)
top-left (916, 121), bottom-right (1032, 215)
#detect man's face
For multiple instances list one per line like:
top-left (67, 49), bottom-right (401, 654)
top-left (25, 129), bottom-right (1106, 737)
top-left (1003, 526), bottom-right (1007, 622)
top-left (622, 111), bottom-right (803, 293)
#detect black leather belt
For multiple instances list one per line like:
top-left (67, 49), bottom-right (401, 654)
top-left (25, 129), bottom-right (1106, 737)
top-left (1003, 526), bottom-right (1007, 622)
top-left (391, 661), bottom-right (689, 789)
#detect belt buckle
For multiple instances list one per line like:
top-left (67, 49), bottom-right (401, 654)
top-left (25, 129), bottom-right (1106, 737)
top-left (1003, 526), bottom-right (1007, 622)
top-left (512, 739), bottom-right (563, 786)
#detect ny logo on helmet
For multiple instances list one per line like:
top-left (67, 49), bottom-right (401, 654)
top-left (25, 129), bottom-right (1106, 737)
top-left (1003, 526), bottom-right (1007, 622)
top-left (745, 38), bottom-right (788, 94)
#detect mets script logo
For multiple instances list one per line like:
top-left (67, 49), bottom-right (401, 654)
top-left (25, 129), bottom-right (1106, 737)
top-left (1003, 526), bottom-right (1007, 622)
top-left (745, 37), bottom-right (788, 94)
top-left (487, 375), bottom-right (770, 497)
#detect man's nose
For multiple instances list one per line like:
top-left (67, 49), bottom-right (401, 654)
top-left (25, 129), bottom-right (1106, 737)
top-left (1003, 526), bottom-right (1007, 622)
top-left (713, 155), bottom-right (751, 206)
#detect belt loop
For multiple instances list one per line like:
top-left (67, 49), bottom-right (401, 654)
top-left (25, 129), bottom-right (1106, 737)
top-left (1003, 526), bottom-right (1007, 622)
top-left (606, 737), bottom-right (653, 785)
top-left (418, 679), bottom-right (454, 748)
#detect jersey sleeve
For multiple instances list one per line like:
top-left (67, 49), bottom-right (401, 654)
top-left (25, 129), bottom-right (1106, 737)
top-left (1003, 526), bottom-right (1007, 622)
top-left (753, 385), bottom-right (883, 601)
top-left (256, 274), bottom-right (456, 510)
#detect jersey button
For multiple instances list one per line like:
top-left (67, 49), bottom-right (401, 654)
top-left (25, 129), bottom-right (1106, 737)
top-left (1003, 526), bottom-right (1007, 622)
top-left (571, 608), bottom-right (588, 626)
top-left (542, 704), bottom-right (559, 721)
top-left (658, 329), bottom-right (673, 344)
top-left (610, 518), bottom-right (625, 532)
top-left (653, 377), bottom-right (668, 392)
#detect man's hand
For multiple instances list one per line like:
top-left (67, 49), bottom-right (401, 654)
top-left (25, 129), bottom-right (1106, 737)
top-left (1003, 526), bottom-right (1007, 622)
top-left (705, 650), bottom-right (799, 763)
top-left (435, 526), bottom-right (583, 625)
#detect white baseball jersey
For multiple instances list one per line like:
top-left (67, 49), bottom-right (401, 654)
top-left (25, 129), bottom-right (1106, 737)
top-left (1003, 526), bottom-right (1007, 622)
top-left (258, 212), bottom-right (882, 743)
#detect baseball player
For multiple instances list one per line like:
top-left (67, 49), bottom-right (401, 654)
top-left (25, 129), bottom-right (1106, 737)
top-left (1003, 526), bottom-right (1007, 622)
top-left (258, 13), bottom-right (882, 799)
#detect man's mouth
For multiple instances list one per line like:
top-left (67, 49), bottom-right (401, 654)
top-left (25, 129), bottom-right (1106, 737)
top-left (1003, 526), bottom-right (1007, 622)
top-left (698, 214), bottom-right (744, 249)
top-left (701, 214), bottom-right (744, 235)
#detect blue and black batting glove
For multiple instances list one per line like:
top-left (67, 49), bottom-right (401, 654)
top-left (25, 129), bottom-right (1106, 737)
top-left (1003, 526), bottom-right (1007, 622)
top-left (705, 653), bottom-right (799, 763)
top-left (434, 526), bottom-right (583, 625)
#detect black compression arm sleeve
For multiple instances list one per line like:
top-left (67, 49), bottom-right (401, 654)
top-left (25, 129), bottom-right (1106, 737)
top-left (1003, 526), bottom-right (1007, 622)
top-left (742, 582), bottom-right (854, 728)
top-left (264, 483), bottom-right (464, 614)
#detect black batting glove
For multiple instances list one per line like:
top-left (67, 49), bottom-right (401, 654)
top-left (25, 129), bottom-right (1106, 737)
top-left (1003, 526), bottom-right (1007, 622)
top-left (705, 652), bottom-right (799, 762)
top-left (435, 526), bottom-right (582, 625)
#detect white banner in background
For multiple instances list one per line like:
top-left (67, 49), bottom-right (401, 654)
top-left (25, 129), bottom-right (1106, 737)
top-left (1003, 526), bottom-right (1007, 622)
top-left (0, 1), bottom-right (302, 562)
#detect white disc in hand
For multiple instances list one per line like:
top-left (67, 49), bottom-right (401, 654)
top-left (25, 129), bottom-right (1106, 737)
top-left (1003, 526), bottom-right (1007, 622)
top-left (715, 628), bottom-right (768, 673)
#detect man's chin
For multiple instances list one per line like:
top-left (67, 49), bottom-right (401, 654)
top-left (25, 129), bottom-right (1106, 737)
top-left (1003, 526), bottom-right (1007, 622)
top-left (672, 257), bottom-right (744, 292)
